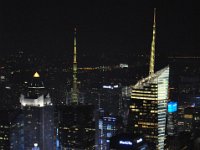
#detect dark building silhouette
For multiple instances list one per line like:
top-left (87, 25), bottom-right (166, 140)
top-left (56, 105), bottom-right (95, 149)
top-left (0, 110), bottom-right (10, 150)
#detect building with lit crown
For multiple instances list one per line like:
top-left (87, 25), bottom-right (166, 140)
top-left (10, 72), bottom-right (55, 150)
top-left (128, 66), bottom-right (169, 149)
top-left (20, 72), bottom-right (51, 107)
top-left (128, 8), bottom-right (169, 149)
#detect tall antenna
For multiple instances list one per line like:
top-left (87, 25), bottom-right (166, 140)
top-left (71, 28), bottom-right (78, 104)
top-left (149, 8), bottom-right (156, 75)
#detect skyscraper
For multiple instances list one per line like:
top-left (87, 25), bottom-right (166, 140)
top-left (56, 28), bottom-right (95, 149)
top-left (0, 110), bottom-right (10, 150)
top-left (56, 105), bottom-right (95, 149)
top-left (129, 67), bottom-right (169, 149)
top-left (128, 9), bottom-right (169, 150)
top-left (95, 109), bottom-right (117, 150)
top-left (10, 72), bottom-right (55, 150)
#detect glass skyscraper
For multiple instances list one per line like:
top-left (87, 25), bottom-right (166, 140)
top-left (128, 66), bottom-right (169, 150)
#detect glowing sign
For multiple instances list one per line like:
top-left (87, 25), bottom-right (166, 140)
top-left (136, 138), bottom-right (143, 143)
top-left (103, 85), bottom-right (119, 89)
top-left (113, 85), bottom-right (119, 88)
top-left (119, 140), bottom-right (133, 145)
top-left (168, 102), bottom-right (177, 113)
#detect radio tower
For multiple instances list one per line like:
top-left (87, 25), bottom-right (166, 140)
top-left (149, 8), bottom-right (156, 75)
top-left (71, 28), bottom-right (78, 104)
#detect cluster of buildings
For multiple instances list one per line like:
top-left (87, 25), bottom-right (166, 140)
top-left (0, 8), bottom-right (200, 150)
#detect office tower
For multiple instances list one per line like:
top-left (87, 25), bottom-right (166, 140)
top-left (95, 108), bottom-right (105, 149)
top-left (100, 84), bottom-right (122, 115)
top-left (95, 109), bottom-right (117, 150)
top-left (10, 72), bottom-right (55, 150)
top-left (55, 28), bottom-right (95, 149)
top-left (121, 86), bottom-right (132, 126)
top-left (176, 105), bottom-right (185, 133)
top-left (0, 110), bottom-right (10, 150)
top-left (56, 105), bottom-right (95, 149)
top-left (176, 106), bottom-right (200, 133)
top-left (20, 72), bottom-right (51, 107)
top-left (167, 101), bottom-right (178, 136)
top-left (128, 9), bottom-right (170, 150)
top-left (169, 57), bottom-right (200, 107)
top-left (66, 28), bottom-right (85, 105)
top-left (129, 66), bottom-right (169, 149)
top-left (183, 107), bottom-right (195, 132)
top-left (193, 107), bottom-right (200, 130)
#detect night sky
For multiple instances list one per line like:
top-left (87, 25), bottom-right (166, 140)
top-left (0, 1), bottom-right (199, 59)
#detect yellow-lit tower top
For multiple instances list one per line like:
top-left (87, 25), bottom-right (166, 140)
top-left (33, 72), bottom-right (40, 78)
top-left (149, 8), bottom-right (156, 75)
top-left (71, 28), bottom-right (78, 104)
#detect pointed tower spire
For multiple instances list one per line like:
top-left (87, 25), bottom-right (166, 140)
top-left (149, 8), bottom-right (156, 75)
top-left (73, 28), bottom-right (77, 64)
top-left (71, 27), bottom-right (78, 104)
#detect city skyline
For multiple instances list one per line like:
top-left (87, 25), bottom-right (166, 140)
top-left (0, 1), bottom-right (198, 59)
top-left (1, 1), bottom-right (200, 149)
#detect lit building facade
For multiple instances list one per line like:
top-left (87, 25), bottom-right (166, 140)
top-left (95, 109), bottom-right (117, 150)
top-left (167, 101), bottom-right (178, 135)
top-left (128, 66), bottom-right (169, 150)
top-left (20, 72), bottom-right (51, 107)
top-left (183, 107), bottom-right (195, 132)
top-left (10, 72), bottom-right (55, 150)
top-left (0, 111), bottom-right (10, 150)
top-left (56, 105), bottom-right (95, 149)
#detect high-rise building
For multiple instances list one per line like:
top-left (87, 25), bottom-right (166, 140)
top-left (128, 66), bottom-right (169, 149)
top-left (167, 101), bottom-right (178, 136)
top-left (10, 72), bottom-right (55, 150)
top-left (66, 28), bottom-right (85, 105)
top-left (0, 110), bottom-right (10, 150)
top-left (128, 8), bottom-right (170, 150)
top-left (169, 57), bottom-right (200, 107)
top-left (56, 105), bottom-right (95, 149)
top-left (95, 109), bottom-right (117, 150)
top-left (56, 28), bottom-right (95, 149)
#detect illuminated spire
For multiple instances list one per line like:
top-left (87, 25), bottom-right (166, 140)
top-left (73, 28), bottom-right (77, 64)
top-left (71, 28), bottom-right (78, 104)
top-left (33, 72), bottom-right (40, 78)
top-left (149, 8), bottom-right (156, 75)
